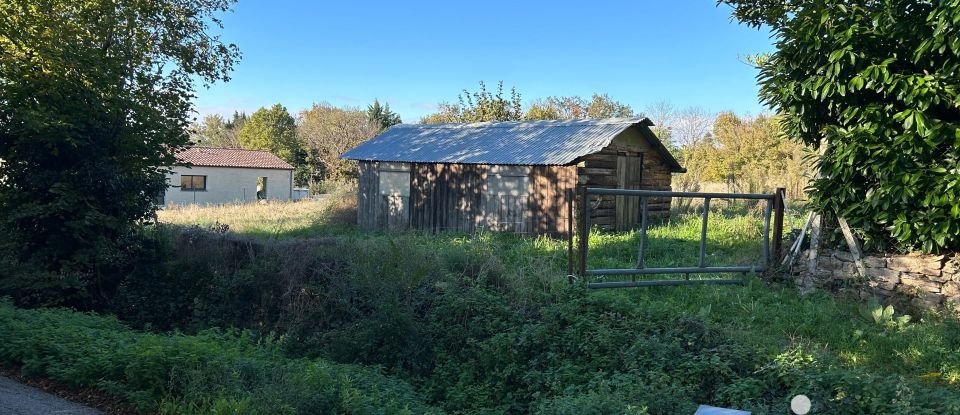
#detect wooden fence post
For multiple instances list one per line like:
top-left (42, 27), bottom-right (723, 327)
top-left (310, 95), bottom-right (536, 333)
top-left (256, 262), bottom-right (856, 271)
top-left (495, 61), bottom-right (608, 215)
top-left (577, 185), bottom-right (589, 278)
top-left (772, 187), bottom-right (786, 262)
top-left (567, 188), bottom-right (574, 281)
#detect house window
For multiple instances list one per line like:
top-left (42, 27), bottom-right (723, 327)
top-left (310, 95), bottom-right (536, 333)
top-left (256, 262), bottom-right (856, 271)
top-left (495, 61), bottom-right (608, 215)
top-left (180, 175), bottom-right (206, 191)
top-left (379, 163), bottom-right (410, 197)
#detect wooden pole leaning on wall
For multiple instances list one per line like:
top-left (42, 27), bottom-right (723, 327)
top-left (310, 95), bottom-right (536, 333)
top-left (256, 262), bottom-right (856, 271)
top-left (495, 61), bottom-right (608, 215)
top-left (783, 211), bottom-right (815, 267)
top-left (800, 137), bottom-right (831, 294)
top-left (837, 216), bottom-right (866, 278)
top-left (772, 187), bottom-right (786, 263)
top-left (804, 213), bottom-right (822, 294)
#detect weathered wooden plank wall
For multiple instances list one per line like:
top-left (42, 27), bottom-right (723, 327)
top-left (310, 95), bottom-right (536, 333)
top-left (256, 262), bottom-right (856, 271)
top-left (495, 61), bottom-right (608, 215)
top-left (410, 163), bottom-right (485, 233)
top-left (357, 161), bottom-right (380, 230)
top-left (483, 194), bottom-right (526, 232)
top-left (357, 161), bottom-right (412, 230)
top-left (528, 165), bottom-right (577, 237)
top-left (381, 194), bottom-right (409, 230)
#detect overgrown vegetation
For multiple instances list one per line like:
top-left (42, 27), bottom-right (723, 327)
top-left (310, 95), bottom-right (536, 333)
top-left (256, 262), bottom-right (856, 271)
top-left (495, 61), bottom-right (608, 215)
top-left (7, 200), bottom-right (958, 414)
top-left (0, 301), bottom-right (439, 414)
top-left (5, 1), bottom-right (960, 413)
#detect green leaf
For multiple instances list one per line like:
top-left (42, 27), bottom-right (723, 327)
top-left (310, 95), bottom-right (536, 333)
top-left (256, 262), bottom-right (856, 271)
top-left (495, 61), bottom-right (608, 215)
top-left (882, 305), bottom-right (895, 320)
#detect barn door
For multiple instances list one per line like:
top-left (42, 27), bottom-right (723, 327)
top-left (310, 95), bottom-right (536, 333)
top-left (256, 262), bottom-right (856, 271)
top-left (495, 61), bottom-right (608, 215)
top-left (615, 153), bottom-right (644, 231)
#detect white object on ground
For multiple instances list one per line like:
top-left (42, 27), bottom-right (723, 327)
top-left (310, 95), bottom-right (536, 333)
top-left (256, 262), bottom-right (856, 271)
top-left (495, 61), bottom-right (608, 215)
top-left (694, 404), bottom-right (751, 415)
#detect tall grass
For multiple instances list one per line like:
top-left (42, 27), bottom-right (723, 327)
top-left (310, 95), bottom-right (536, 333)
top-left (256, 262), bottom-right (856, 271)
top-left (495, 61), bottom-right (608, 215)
top-left (75, 199), bottom-right (960, 413)
top-left (158, 185), bottom-right (357, 238)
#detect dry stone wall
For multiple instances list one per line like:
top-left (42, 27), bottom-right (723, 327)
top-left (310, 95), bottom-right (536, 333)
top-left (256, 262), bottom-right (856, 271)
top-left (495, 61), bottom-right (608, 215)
top-left (800, 249), bottom-right (960, 312)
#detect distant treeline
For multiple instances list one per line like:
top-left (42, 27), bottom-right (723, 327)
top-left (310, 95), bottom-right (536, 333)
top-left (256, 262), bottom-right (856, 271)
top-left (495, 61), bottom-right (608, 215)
top-left (198, 81), bottom-right (810, 198)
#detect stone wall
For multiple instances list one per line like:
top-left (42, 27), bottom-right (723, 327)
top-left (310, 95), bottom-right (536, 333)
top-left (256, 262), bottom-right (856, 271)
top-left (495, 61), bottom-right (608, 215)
top-left (799, 249), bottom-right (960, 312)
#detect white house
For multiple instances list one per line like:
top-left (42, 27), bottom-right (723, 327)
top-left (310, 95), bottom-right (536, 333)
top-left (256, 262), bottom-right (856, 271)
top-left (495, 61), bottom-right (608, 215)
top-left (164, 147), bottom-right (294, 205)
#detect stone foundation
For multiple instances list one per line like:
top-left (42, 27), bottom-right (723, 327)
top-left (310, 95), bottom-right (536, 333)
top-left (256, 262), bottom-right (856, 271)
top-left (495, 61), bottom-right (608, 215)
top-left (799, 249), bottom-right (960, 312)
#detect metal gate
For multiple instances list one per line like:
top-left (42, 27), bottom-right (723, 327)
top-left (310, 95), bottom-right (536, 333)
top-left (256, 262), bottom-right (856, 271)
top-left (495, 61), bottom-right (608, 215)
top-left (567, 187), bottom-right (786, 289)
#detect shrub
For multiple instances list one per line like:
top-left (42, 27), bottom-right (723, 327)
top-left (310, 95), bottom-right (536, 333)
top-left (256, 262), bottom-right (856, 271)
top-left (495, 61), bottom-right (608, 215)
top-left (0, 301), bottom-right (439, 414)
top-left (723, 0), bottom-right (960, 252)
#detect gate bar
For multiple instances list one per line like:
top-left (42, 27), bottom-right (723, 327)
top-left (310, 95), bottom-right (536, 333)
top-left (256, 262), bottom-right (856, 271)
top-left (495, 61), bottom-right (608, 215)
top-left (698, 197), bottom-right (711, 268)
top-left (577, 185), bottom-right (589, 277)
top-left (586, 188), bottom-right (773, 200)
top-left (772, 187), bottom-right (786, 261)
top-left (587, 265), bottom-right (763, 276)
top-left (635, 196), bottom-right (648, 269)
top-left (590, 279), bottom-right (745, 289)
top-left (761, 198), bottom-right (773, 267)
top-left (566, 188), bottom-right (574, 279)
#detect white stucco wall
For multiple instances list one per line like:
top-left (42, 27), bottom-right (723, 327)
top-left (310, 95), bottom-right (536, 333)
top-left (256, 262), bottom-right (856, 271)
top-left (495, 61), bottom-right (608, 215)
top-left (164, 165), bottom-right (293, 205)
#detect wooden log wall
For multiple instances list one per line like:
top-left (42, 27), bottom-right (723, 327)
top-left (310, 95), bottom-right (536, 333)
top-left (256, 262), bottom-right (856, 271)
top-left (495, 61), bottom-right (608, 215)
top-left (577, 127), bottom-right (674, 231)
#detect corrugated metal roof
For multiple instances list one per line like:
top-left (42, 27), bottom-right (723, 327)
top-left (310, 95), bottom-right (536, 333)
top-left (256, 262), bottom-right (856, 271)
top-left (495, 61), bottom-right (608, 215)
top-left (341, 117), bottom-right (683, 171)
top-left (176, 147), bottom-right (294, 170)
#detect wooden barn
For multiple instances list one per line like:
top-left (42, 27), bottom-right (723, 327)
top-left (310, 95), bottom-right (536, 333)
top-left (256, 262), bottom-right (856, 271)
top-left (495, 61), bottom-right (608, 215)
top-left (341, 118), bottom-right (684, 236)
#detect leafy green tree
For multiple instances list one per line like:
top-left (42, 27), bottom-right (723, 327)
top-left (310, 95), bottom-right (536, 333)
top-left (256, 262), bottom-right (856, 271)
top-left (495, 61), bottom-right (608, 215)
top-left (238, 104), bottom-right (302, 165)
top-left (525, 96), bottom-right (585, 120)
top-left (223, 111), bottom-right (248, 146)
top-left (585, 94), bottom-right (635, 118)
top-left (0, 0), bottom-right (239, 305)
top-left (298, 103), bottom-right (379, 189)
top-left (192, 114), bottom-right (240, 148)
top-left (367, 99), bottom-right (402, 133)
top-left (420, 103), bottom-right (463, 124)
top-left (421, 81), bottom-right (523, 123)
top-left (525, 94), bottom-right (634, 120)
top-left (723, 0), bottom-right (960, 252)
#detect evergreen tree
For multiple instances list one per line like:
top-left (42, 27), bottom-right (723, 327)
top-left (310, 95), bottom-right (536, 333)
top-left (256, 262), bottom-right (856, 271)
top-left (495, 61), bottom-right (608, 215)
top-left (367, 99), bottom-right (402, 133)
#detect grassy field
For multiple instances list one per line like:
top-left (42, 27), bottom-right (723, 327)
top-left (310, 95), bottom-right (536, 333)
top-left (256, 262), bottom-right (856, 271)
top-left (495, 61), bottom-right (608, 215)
top-left (158, 198), bottom-right (344, 238)
top-left (35, 197), bottom-right (957, 413)
top-left (159, 195), bottom-right (785, 279)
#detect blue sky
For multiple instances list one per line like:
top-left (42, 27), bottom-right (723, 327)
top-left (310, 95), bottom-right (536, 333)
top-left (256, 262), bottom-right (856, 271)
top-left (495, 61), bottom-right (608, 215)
top-left (194, 0), bottom-right (774, 122)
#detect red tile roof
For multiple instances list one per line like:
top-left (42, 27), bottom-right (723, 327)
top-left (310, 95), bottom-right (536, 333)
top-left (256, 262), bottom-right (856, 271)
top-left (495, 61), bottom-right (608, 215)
top-left (175, 147), bottom-right (294, 170)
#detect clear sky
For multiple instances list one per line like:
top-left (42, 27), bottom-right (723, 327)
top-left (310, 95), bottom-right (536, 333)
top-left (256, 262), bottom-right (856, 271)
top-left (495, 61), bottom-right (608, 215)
top-left (194, 0), bottom-right (774, 122)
